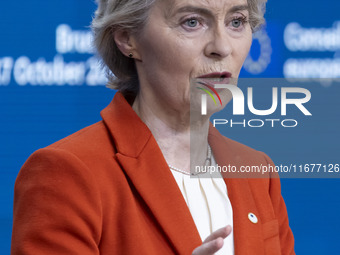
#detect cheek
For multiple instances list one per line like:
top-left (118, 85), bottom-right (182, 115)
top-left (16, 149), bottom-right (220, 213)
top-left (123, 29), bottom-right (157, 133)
top-left (241, 32), bottom-right (253, 58)
top-left (233, 34), bottom-right (253, 68)
top-left (159, 39), bottom-right (197, 74)
top-left (141, 34), bottom-right (199, 82)
top-left (138, 30), bottom-right (200, 102)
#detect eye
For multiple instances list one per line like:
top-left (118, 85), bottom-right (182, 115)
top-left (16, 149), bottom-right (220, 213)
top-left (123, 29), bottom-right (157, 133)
top-left (185, 18), bottom-right (199, 28)
top-left (230, 16), bottom-right (248, 29)
top-left (231, 18), bottom-right (242, 28)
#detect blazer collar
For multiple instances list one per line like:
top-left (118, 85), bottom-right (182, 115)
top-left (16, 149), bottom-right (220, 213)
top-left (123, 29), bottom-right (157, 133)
top-left (101, 92), bottom-right (202, 254)
top-left (101, 92), bottom-right (265, 254)
top-left (100, 92), bottom-right (151, 158)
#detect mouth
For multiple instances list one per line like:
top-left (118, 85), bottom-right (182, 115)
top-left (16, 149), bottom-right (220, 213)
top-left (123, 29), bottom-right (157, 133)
top-left (196, 72), bottom-right (232, 87)
top-left (198, 72), bottom-right (232, 79)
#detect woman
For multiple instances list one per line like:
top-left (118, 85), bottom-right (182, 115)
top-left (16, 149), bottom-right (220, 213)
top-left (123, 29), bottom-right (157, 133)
top-left (11, 0), bottom-right (295, 254)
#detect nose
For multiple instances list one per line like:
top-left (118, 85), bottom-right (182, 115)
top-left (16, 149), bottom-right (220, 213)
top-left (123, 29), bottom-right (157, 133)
top-left (204, 25), bottom-right (232, 59)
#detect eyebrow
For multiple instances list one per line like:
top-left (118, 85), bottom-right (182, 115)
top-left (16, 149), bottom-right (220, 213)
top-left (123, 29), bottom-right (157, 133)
top-left (228, 4), bottom-right (249, 13)
top-left (166, 4), bottom-right (249, 18)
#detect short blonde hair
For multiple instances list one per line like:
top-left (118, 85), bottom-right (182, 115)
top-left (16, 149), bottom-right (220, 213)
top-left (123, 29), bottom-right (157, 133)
top-left (91, 0), bottom-right (267, 97)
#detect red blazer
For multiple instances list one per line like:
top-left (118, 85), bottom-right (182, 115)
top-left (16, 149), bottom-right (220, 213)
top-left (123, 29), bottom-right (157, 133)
top-left (12, 92), bottom-right (295, 255)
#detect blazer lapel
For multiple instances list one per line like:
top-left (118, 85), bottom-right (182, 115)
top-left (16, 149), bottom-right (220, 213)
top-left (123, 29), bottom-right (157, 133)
top-left (101, 93), bottom-right (202, 254)
top-left (208, 125), bottom-right (265, 255)
top-left (101, 93), bottom-right (266, 254)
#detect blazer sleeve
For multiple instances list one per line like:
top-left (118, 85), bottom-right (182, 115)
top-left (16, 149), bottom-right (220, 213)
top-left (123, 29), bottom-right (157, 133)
top-left (11, 148), bottom-right (102, 255)
top-left (263, 153), bottom-right (295, 255)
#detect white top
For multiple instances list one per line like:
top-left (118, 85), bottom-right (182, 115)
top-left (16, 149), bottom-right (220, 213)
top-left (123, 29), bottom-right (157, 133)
top-left (170, 155), bottom-right (234, 255)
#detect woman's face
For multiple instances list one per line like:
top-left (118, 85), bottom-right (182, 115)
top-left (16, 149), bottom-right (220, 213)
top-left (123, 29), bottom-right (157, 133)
top-left (133, 0), bottom-right (253, 111)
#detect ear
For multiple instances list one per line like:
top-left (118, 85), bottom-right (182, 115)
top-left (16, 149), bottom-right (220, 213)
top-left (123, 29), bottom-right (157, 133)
top-left (113, 30), bottom-right (141, 60)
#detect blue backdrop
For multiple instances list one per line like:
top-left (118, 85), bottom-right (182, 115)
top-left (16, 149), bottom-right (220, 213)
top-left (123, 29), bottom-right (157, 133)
top-left (1, 0), bottom-right (339, 254)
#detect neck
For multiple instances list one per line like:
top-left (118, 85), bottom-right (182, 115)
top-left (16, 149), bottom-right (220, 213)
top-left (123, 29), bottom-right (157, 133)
top-left (132, 92), bottom-right (211, 173)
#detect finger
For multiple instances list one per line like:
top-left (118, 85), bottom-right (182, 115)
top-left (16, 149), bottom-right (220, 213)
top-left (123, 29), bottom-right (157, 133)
top-left (192, 237), bottom-right (224, 255)
top-left (203, 225), bottom-right (232, 244)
